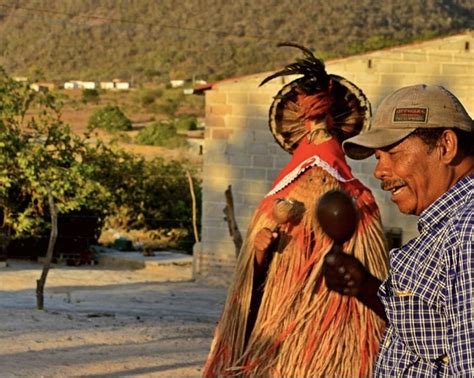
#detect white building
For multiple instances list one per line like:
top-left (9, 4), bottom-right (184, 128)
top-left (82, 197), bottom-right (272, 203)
top-left (99, 80), bottom-right (131, 90)
top-left (170, 80), bottom-right (185, 88)
top-left (114, 81), bottom-right (131, 90)
top-left (81, 81), bottom-right (97, 90)
top-left (64, 81), bottom-right (80, 90)
top-left (100, 81), bottom-right (115, 90)
top-left (63, 80), bottom-right (97, 90)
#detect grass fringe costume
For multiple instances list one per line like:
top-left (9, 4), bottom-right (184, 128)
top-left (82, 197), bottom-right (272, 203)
top-left (204, 44), bottom-right (389, 378)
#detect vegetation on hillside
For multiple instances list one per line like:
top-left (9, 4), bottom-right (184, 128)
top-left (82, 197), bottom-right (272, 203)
top-left (0, 0), bottom-right (472, 83)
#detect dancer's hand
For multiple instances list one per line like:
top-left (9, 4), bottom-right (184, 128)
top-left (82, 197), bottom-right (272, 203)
top-left (323, 251), bottom-right (368, 296)
top-left (323, 250), bottom-right (387, 321)
top-left (254, 228), bottom-right (278, 269)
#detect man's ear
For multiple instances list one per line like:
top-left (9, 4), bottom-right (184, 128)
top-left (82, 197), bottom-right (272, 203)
top-left (437, 129), bottom-right (458, 164)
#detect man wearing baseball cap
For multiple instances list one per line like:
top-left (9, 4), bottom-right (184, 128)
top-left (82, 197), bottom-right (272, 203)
top-left (323, 84), bottom-right (474, 376)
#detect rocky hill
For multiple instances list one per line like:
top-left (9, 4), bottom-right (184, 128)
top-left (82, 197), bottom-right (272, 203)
top-left (0, 0), bottom-right (472, 83)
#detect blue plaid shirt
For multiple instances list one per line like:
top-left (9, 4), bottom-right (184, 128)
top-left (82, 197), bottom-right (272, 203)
top-left (375, 174), bottom-right (474, 377)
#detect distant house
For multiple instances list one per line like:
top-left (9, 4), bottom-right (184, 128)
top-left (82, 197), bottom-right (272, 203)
top-left (170, 80), bottom-right (185, 88)
top-left (99, 79), bottom-right (131, 90)
top-left (13, 76), bottom-right (28, 82)
top-left (114, 80), bottom-right (131, 90)
top-left (31, 82), bottom-right (55, 92)
top-left (81, 81), bottom-right (97, 90)
top-left (63, 80), bottom-right (97, 90)
top-left (100, 81), bottom-right (115, 90)
top-left (64, 81), bottom-right (81, 90)
top-left (183, 88), bottom-right (194, 95)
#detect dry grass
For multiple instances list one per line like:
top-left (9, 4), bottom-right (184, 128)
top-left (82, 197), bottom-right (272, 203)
top-left (55, 89), bottom-right (204, 165)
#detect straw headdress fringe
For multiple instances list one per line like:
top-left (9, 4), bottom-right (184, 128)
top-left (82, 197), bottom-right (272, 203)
top-left (203, 166), bottom-right (388, 378)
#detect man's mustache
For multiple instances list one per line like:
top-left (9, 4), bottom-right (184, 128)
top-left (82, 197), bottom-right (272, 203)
top-left (381, 179), bottom-right (407, 191)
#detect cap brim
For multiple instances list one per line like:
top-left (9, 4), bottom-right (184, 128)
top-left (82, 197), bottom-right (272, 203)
top-left (342, 128), bottom-right (416, 160)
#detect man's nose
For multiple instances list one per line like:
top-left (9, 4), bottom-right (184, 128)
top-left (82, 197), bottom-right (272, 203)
top-left (373, 154), bottom-right (390, 181)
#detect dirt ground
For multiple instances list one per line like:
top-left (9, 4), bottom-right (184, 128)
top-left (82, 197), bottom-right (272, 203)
top-left (0, 260), bottom-right (227, 377)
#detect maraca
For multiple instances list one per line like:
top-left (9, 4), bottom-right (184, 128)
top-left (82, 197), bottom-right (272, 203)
top-left (270, 198), bottom-right (304, 252)
top-left (316, 189), bottom-right (358, 253)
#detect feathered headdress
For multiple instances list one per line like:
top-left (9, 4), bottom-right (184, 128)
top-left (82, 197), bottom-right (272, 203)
top-left (260, 43), bottom-right (371, 153)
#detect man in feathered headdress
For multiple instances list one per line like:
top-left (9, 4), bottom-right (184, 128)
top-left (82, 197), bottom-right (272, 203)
top-left (204, 44), bottom-right (388, 377)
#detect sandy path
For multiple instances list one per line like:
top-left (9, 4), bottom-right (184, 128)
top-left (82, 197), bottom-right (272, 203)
top-left (0, 261), bottom-right (227, 377)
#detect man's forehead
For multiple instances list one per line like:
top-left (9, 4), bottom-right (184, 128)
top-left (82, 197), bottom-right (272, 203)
top-left (375, 132), bottom-right (421, 153)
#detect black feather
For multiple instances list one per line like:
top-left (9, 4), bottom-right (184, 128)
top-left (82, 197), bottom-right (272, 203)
top-left (260, 43), bottom-right (329, 93)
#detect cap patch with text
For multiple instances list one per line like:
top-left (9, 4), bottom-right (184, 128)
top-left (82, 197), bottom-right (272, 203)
top-left (393, 107), bottom-right (428, 123)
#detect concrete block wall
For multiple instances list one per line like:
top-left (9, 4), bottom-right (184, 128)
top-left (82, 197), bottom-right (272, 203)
top-left (194, 31), bottom-right (474, 283)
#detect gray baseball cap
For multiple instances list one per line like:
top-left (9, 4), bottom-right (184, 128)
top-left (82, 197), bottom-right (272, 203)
top-left (342, 84), bottom-right (473, 160)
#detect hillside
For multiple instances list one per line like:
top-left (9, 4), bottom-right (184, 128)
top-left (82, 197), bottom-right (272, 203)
top-left (0, 0), bottom-right (472, 84)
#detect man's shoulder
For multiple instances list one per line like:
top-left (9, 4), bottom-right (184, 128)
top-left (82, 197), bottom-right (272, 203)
top-left (450, 190), bottom-right (474, 235)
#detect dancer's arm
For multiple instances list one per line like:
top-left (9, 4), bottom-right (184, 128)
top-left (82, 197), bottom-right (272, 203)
top-left (253, 227), bottom-right (278, 281)
top-left (245, 228), bottom-right (278, 344)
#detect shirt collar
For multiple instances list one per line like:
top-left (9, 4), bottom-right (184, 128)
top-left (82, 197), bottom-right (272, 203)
top-left (417, 173), bottom-right (474, 233)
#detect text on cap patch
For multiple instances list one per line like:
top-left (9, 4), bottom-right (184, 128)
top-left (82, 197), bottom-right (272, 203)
top-left (393, 107), bottom-right (428, 123)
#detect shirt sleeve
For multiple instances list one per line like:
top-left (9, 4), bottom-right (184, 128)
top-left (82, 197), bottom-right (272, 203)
top-left (447, 206), bottom-right (474, 375)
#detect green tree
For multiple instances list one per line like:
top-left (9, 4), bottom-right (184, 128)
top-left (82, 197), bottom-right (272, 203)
top-left (174, 115), bottom-right (197, 131)
top-left (135, 122), bottom-right (188, 148)
top-left (81, 88), bottom-right (100, 104)
top-left (87, 105), bottom-right (132, 132)
top-left (0, 68), bottom-right (111, 308)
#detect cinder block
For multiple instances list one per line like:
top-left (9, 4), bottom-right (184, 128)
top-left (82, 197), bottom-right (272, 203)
top-left (248, 93), bottom-right (273, 105)
top-left (226, 115), bottom-right (247, 129)
top-left (227, 154), bottom-right (252, 167)
top-left (274, 154), bottom-right (291, 169)
top-left (252, 130), bottom-right (276, 144)
top-left (353, 73), bottom-right (381, 85)
top-left (266, 169), bottom-right (282, 183)
top-left (234, 206), bottom-right (255, 221)
top-left (442, 64), bottom-right (471, 75)
top-left (244, 167), bottom-right (268, 180)
top-left (203, 226), bottom-right (234, 243)
top-left (212, 128), bottom-right (233, 140)
top-left (227, 92), bottom-right (249, 104)
top-left (250, 117), bottom-right (271, 131)
top-left (224, 142), bottom-right (245, 155)
top-left (252, 154), bottom-right (274, 168)
top-left (402, 52), bottom-right (428, 62)
top-left (205, 164), bottom-right (243, 180)
top-left (235, 192), bottom-right (266, 209)
top-left (209, 104), bottom-right (233, 116)
top-left (248, 143), bottom-right (270, 155)
top-left (436, 41), bottom-right (467, 51)
top-left (391, 63), bottom-right (417, 73)
top-left (204, 139), bottom-right (228, 154)
top-left (206, 91), bottom-right (227, 104)
top-left (444, 76), bottom-right (474, 86)
top-left (370, 61), bottom-right (393, 72)
top-left (202, 202), bottom-right (230, 219)
top-left (238, 179), bottom-right (270, 196)
top-left (246, 105), bottom-right (268, 118)
top-left (426, 52), bottom-right (453, 62)
top-left (231, 104), bottom-right (258, 116)
top-left (205, 114), bottom-right (225, 128)
top-left (379, 74), bottom-right (406, 86)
